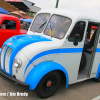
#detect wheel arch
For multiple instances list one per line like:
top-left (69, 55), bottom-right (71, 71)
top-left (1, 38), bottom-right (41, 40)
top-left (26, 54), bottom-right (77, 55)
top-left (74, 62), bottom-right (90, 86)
top-left (25, 61), bottom-right (69, 90)
top-left (95, 63), bottom-right (100, 79)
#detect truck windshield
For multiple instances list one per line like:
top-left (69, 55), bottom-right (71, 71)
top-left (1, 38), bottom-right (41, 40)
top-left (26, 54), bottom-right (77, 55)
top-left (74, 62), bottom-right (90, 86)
top-left (30, 13), bottom-right (50, 33)
top-left (44, 15), bottom-right (72, 39)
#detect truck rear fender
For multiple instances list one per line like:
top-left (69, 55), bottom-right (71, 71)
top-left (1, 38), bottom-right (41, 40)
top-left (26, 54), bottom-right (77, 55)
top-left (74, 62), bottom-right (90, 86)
top-left (25, 61), bottom-right (69, 90)
top-left (95, 64), bottom-right (100, 79)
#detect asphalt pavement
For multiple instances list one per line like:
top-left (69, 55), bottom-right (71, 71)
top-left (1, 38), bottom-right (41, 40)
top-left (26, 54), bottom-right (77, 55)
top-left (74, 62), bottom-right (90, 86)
top-left (0, 77), bottom-right (100, 100)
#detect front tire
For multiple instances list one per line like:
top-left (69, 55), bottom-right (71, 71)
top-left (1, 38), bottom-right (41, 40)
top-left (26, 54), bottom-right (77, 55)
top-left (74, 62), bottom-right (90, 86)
top-left (36, 71), bottom-right (61, 98)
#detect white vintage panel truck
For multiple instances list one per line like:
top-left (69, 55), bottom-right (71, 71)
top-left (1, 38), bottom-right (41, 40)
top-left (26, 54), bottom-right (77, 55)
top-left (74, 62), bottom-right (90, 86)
top-left (0, 9), bottom-right (100, 98)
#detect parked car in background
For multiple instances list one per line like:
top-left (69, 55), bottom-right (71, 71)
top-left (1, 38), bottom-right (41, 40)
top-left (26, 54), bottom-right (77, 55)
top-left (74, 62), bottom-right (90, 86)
top-left (0, 14), bottom-right (27, 48)
top-left (20, 19), bottom-right (32, 30)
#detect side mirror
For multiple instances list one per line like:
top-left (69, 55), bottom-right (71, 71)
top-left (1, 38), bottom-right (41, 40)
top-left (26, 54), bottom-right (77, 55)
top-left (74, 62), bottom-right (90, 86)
top-left (73, 40), bottom-right (78, 46)
top-left (73, 34), bottom-right (80, 46)
top-left (1, 24), bottom-right (6, 29)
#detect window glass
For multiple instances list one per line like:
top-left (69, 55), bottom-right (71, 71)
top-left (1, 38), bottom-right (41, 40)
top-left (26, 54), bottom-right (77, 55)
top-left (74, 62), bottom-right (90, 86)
top-left (20, 21), bottom-right (30, 30)
top-left (68, 21), bottom-right (86, 42)
top-left (30, 13), bottom-right (50, 33)
top-left (44, 15), bottom-right (71, 39)
top-left (1, 20), bottom-right (16, 30)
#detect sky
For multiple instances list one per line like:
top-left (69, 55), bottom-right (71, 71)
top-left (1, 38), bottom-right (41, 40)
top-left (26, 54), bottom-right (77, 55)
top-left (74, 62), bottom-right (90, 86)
top-left (28, 0), bottom-right (100, 19)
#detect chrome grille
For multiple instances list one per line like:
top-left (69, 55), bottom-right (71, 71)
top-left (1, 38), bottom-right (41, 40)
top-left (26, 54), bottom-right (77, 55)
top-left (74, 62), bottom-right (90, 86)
top-left (5, 47), bottom-right (12, 73)
top-left (1, 45), bottom-right (7, 69)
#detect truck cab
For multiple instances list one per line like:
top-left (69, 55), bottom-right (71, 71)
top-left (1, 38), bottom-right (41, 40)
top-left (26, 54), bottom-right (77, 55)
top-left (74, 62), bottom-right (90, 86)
top-left (0, 14), bottom-right (27, 48)
top-left (0, 9), bottom-right (100, 98)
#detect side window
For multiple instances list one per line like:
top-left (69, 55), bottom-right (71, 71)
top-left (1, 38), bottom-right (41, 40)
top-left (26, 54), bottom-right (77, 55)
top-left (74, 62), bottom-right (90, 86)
top-left (68, 21), bottom-right (86, 42)
top-left (1, 20), bottom-right (16, 30)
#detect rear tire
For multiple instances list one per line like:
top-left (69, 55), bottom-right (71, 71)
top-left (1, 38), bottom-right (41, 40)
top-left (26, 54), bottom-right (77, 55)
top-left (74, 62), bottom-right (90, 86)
top-left (36, 71), bottom-right (61, 98)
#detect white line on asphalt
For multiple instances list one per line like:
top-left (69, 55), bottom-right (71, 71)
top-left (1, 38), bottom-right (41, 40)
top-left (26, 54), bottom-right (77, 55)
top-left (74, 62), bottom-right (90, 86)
top-left (92, 95), bottom-right (100, 100)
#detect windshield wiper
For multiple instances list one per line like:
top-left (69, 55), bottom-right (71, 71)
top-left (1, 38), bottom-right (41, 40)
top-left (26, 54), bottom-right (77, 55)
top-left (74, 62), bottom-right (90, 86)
top-left (39, 21), bottom-right (47, 29)
top-left (34, 21), bottom-right (47, 32)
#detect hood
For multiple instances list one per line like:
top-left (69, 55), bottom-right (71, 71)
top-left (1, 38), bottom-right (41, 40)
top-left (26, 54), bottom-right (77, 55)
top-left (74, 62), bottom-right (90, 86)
top-left (2, 34), bottom-right (52, 76)
top-left (2, 34), bottom-right (61, 77)
top-left (5, 34), bottom-right (52, 50)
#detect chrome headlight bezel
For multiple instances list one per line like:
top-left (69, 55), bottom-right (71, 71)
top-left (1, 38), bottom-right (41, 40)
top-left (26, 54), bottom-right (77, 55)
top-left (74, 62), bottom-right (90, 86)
top-left (13, 58), bottom-right (22, 68)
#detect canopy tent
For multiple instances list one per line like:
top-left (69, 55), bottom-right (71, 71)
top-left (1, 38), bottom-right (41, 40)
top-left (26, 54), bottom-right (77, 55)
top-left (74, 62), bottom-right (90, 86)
top-left (20, 19), bottom-right (32, 23)
top-left (0, 7), bottom-right (9, 14)
top-left (8, 11), bottom-right (33, 19)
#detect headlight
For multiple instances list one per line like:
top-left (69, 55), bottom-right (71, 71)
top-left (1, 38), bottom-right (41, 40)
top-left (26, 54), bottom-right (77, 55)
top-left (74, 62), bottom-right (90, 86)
top-left (13, 58), bottom-right (22, 68)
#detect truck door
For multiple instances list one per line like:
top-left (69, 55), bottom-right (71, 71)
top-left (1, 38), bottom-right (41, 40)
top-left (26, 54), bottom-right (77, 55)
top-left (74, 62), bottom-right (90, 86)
top-left (57, 20), bottom-right (88, 84)
top-left (0, 20), bottom-right (17, 48)
top-left (81, 23), bottom-right (100, 79)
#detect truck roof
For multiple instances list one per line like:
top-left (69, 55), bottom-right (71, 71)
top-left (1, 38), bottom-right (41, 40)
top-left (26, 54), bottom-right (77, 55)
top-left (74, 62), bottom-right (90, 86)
top-left (0, 14), bottom-right (19, 20)
top-left (38, 9), bottom-right (100, 23)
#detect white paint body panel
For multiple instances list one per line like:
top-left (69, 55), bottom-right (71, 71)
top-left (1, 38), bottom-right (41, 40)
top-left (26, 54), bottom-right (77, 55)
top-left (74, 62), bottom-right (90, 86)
top-left (12, 40), bottom-right (61, 82)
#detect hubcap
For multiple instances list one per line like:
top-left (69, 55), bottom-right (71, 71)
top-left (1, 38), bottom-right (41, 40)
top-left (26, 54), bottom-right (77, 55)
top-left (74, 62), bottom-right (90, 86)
top-left (42, 77), bottom-right (56, 93)
top-left (47, 81), bottom-right (51, 87)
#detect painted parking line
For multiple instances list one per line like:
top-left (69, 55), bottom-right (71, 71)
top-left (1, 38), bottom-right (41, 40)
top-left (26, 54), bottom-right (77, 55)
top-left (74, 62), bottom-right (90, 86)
top-left (92, 95), bottom-right (100, 100)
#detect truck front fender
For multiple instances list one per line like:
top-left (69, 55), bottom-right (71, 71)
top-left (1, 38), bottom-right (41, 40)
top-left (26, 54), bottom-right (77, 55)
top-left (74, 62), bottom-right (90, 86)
top-left (25, 61), bottom-right (69, 90)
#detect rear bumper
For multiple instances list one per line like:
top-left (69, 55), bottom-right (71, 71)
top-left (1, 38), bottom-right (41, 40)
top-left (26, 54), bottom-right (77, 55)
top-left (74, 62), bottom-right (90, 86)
top-left (0, 69), bottom-right (29, 90)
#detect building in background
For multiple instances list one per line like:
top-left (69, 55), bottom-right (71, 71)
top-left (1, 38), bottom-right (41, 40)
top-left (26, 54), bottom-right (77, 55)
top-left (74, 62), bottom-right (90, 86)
top-left (0, 0), bottom-right (19, 12)
top-left (6, 0), bottom-right (41, 13)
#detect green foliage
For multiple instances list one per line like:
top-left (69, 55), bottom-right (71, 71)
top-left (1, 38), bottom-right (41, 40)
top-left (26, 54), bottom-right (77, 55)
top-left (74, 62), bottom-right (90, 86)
top-left (26, 12), bottom-right (35, 17)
